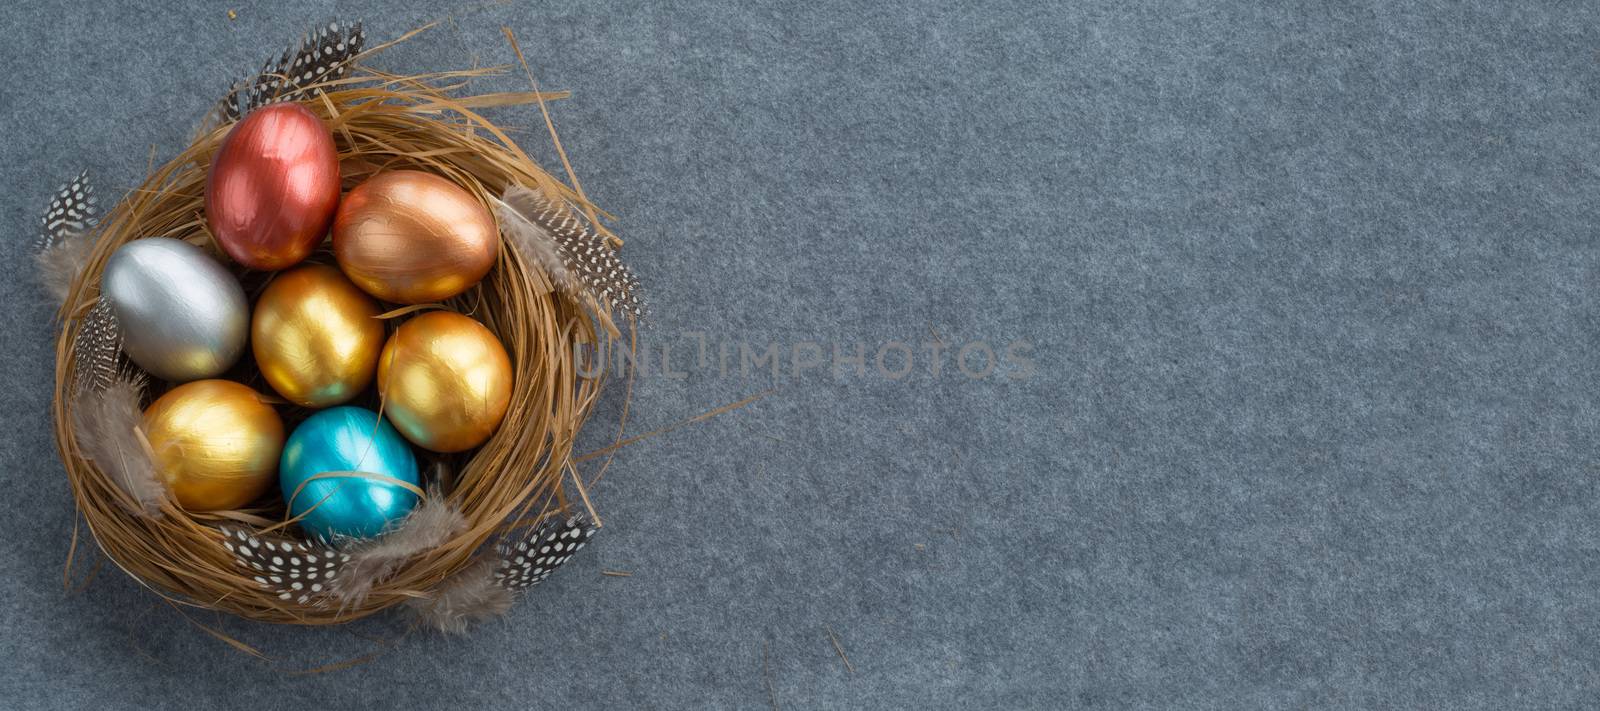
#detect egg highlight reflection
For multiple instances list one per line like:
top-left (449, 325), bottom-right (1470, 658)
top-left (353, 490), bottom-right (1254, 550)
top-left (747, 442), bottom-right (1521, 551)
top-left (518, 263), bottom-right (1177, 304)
top-left (279, 407), bottom-right (420, 541)
top-left (101, 238), bottom-right (249, 382)
top-left (206, 103), bottom-right (341, 270)
top-left (377, 311), bottom-right (512, 452)
top-left (143, 380), bottom-right (284, 511)
top-left (252, 264), bottom-right (385, 408)
top-left (332, 170), bottom-right (499, 304)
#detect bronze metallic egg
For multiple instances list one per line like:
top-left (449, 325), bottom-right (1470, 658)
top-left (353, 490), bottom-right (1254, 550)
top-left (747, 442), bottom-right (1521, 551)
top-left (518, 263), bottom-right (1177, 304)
top-left (332, 170), bottom-right (499, 304)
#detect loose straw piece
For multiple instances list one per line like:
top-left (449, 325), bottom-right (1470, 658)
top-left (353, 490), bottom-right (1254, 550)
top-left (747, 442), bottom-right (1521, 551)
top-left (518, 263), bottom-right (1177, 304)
top-left (576, 389), bottom-right (777, 467)
top-left (502, 28), bottom-right (619, 246)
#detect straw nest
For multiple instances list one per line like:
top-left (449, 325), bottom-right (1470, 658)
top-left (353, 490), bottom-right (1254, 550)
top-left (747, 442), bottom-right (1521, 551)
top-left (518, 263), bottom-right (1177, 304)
top-left (45, 28), bottom-right (628, 627)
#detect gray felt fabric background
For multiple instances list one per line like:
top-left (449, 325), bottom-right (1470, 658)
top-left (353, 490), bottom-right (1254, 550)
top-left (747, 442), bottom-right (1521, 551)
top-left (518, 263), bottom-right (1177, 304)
top-left (2, 1), bottom-right (1598, 709)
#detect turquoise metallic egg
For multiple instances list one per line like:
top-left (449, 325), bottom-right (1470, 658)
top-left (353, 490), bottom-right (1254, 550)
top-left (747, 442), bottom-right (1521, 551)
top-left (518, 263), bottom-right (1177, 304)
top-left (279, 406), bottom-right (420, 541)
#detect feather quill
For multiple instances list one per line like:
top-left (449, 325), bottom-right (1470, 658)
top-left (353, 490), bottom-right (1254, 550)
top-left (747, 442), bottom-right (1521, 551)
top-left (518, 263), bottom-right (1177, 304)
top-left (330, 481), bottom-right (467, 604)
top-left (71, 373), bottom-right (164, 517)
top-left (494, 185), bottom-right (644, 318)
top-left (215, 21), bottom-right (365, 124)
top-left (405, 561), bottom-right (514, 634)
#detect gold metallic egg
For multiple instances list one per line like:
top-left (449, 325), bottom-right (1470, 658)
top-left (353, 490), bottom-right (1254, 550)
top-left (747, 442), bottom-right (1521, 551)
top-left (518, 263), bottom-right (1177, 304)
top-left (377, 311), bottom-right (513, 452)
top-left (332, 170), bottom-right (499, 304)
top-left (142, 380), bottom-right (285, 511)
top-left (252, 264), bottom-right (386, 408)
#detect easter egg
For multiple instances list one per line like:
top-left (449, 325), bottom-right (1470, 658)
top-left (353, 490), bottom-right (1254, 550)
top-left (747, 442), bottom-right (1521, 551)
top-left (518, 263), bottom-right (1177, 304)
top-left (205, 103), bottom-right (340, 270)
top-left (377, 311), bottom-right (512, 452)
top-left (251, 264), bottom-right (385, 408)
top-left (101, 238), bottom-right (249, 382)
top-left (332, 170), bottom-right (499, 304)
top-left (279, 407), bottom-right (420, 540)
top-left (142, 380), bottom-right (284, 511)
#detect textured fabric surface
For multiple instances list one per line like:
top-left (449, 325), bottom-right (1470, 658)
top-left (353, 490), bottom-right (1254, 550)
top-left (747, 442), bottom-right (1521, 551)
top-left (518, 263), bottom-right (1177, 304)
top-left (2, 2), bottom-right (1598, 709)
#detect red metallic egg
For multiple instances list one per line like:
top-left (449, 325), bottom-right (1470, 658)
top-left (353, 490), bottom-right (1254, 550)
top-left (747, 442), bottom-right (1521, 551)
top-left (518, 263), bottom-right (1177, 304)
top-left (205, 104), bottom-right (340, 270)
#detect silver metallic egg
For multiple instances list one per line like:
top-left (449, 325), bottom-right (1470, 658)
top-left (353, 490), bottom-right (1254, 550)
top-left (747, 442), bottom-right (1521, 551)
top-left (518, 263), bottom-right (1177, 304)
top-left (101, 238), bottom-right (249, 382)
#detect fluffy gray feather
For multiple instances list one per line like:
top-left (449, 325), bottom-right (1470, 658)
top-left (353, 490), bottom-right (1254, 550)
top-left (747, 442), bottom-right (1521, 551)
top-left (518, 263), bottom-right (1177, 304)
top-left (36, 236), bottom-right (96, 305)
top-left (330, 482), bottom-right (467, 604)
top-left (71, 373), bottom-right (164, 517)
top-left (405, 561), bottom-right (514, 634)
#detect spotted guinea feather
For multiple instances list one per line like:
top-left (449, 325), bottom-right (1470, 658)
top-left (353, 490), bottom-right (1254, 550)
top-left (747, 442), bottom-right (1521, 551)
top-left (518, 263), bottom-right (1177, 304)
top-left (73, 297), bottom-right (123, 395)
top-left (38, 170), bottom-right (98, 251)
top-left (223, 527), bottom-right (350, 606)
top-left (495, 185), bottom-right (644, 319)
top-left (493, 513), bottom-right (597, 590)
top-left (216, 21), bottom-right (365, 123)
top-left (36, 171), bottom-right (101, 304)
